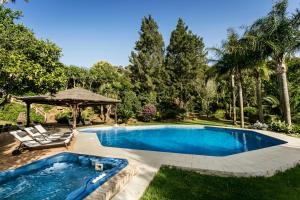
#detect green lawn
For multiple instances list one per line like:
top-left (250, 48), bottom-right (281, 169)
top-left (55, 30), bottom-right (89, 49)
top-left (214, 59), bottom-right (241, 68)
top-left (141, 166), bottom-right (300, 200)
top-left (0, 120), bottom-right (15, 125)
top-left (134, 118), bottom-right (235, 127)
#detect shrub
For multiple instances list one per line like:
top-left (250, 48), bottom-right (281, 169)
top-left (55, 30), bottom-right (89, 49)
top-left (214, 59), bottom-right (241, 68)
top-left (117, 108), bottom-right (134, 123)
top-left (81, 107), bottom-right (94, 120)
top-left (117, 91), bottom-right (141, 123)
top-left (268, 120), bottom-right (294, 134)
top-left (252, 121), bottom-right (268, 130)
top-left (214, 109), bottom-right (226, 119)
top-left (159, 100), bottom-right (186, 120)
top-left (292, 113), bottom-right (300, 124)
top-left (264, 115), bottom-right (281, 124)
top-left (293, 125), bottom-right (300, 134)
top-left (244, 107), bottom-right (258, 123)
top-left (139, 104), bottom-right (157, 122)
top-left (0, 102), bottom-right (43, 123)
top-left (55, 111), bottom-right (71, 124)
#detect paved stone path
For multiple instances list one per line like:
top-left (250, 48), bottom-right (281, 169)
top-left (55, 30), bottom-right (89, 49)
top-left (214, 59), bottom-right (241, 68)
top-left (73, 126), bottom-right (300, 200)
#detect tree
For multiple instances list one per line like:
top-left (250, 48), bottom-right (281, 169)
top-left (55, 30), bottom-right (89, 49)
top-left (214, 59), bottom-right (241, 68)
top-left (90, 61), bottom-right (131, 98)
top-left (238, 36), bottom-right (269, 123)
top-left (287, 57), bottom-right (300, 120)
top-left (117, 91), bottom-right (141, 122)
top-left (0, 6), bottom-right (66, 105)
top-left (206, 62), bottom-right (236, 124)
top-left (165, 18), bottom-right (207, 111)
top-left (249, 0), bottom-right (300, 125)
top-left (201, 80), bottom-right (217, 118)
top-left (65, 65), bottom-right (89, 89)
top-left (211, 29), bottom-right (247, 127)
top-left (129, 15), bottom-right (165, 105)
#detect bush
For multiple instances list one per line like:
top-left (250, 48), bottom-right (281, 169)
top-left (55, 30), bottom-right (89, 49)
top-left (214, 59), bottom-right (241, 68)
top-left (0, 102), bottom-right (43, 123)
top-left (159, 100), bottom-right (186, 120)
top-left (214, 109), bottom-right (226, 119)
top-left (244, 107), bottom-right (258, 123)
top-left (155, 112), bottom-right (162, 121)
top-left (252, 121), bottom-right (268, 130)
top-left (117, 91), bottom-right (141, 122)
top-left (139, 104), bottom-right (157, 122)
top-left (292, 113), bottom-right (300, 124)
top-left (293, 125), bottom-right (300, 134)
top-left (81, 107), bottom-right (94, 120)
top-left (117, 108), bottom-right (134, 123)
top-left (264, 115), bottom-right (281, 124)
top-left (268, 120), bottom-right (294, 134)
top-left (55, 111), bottom-right (71, 124)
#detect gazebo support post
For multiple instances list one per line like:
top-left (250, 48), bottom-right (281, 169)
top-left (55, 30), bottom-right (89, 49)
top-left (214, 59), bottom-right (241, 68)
top-left (26, 102), bottom-right (31, 127)
top-left (115, 104), bottom-right (118, 124)
top-left (72, 104), bottom-right (77, 129)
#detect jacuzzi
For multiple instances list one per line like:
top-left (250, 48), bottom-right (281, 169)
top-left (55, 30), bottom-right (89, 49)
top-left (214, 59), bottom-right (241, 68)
top-left (0, 152), bottom-right (128, 200)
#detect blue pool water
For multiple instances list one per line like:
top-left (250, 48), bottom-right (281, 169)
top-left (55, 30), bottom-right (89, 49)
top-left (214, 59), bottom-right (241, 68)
top-left (0, 153), bottom-right (128, 200)
top-left (83, 126), bottom-right (286, 156)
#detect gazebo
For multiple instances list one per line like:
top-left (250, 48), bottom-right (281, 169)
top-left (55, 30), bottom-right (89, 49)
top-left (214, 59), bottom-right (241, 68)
top-left (18, 87), bottom-right (121, 128)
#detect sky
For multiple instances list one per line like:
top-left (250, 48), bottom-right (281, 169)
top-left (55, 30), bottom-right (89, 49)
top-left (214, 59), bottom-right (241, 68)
top-left (6, 0), bottom-right (300, 68)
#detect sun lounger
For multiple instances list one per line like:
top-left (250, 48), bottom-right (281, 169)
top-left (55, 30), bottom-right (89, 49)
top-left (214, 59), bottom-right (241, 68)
top-left (10, 130), bottom-right (41, 148)
top-left (34, 124), bottom-right (72, 138)
top-left (24, 127), bottom-right (61, 143)
top-left (9, 130), bottom-right (71, 151)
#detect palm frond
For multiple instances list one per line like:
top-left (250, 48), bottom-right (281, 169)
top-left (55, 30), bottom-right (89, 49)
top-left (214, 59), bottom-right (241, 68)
top-left (263, 95), bottom-right (280, 108)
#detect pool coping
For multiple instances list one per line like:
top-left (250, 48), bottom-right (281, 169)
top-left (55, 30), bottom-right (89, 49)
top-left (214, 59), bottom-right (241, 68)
top-left (79, 124), bottom-right (300, 150)
top-left (74, 125), bottom-right (300, 200)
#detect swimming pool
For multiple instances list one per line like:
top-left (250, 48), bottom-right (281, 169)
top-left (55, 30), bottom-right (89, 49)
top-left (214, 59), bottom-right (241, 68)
top-left (0, 152), bottom-right (128, 200)
top-left (82, 126), bottom-right (286, 156)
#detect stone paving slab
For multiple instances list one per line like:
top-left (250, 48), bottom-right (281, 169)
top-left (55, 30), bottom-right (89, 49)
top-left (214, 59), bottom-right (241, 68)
top-left (73, 126), bottom-right (300, 200)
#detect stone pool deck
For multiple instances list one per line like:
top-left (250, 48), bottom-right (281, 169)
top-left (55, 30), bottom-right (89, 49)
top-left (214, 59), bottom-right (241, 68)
top-left (73, 126), bottom-right (300, 200)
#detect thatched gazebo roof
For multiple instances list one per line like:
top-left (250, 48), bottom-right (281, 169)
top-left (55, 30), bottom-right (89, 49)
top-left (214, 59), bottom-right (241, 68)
top-left (18, 87), bottom-right (120, 128)
top-left (18, 87), bottom-right (120, 106)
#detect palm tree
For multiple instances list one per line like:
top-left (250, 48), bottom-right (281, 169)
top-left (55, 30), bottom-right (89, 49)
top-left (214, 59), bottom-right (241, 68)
top-left (238, 37), bottom-right (269, 123)
top-left (210, 29), bottom-right (246, 127)
top-left (249, 0), bottom-right (300, 125)
top-left (206, 58), bottom-right (237, 125)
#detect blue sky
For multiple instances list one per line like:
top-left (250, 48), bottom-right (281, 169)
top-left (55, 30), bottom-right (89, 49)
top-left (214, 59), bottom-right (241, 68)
top-left (6, 0), bottom-right (300, 67)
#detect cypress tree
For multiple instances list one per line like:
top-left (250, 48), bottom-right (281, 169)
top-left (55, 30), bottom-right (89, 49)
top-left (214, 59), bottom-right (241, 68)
top-left (165, 18), bottom-right (207, 110)
top-left (129, 15), bottom-right (165, 105)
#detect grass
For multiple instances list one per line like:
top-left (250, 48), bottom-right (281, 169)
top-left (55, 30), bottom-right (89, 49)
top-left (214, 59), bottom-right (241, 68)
top-left (0, 120), bottom-right (15, 125)
top-left (133, 118), bottom-right (235, 127)
top-left (0, 102), bottom-right (44, 123)
top-left (141, 166), bottom-right (300, 200)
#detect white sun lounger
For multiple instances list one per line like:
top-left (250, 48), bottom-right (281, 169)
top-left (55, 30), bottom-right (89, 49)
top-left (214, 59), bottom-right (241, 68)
top-left (10, 130), bottom-right (41, 148)
top-left (34, 125), bottom-right (72, 138)
top-left (24, 127), bottom-right (62, 143)
top-left (10, 130), bottom-right (71, 151)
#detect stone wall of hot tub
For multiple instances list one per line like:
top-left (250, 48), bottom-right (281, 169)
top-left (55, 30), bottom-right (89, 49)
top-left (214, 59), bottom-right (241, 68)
top-left (85, 161), bottom-right (138, 200)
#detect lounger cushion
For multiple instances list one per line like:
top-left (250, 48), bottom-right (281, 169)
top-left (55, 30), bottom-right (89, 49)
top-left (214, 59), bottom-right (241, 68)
top-left (34, 125), bottom-right (47, 134)
top-left (16, 131), bottom-right (28, 138)
top-left (31, 128), bottom-right (39, 134)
